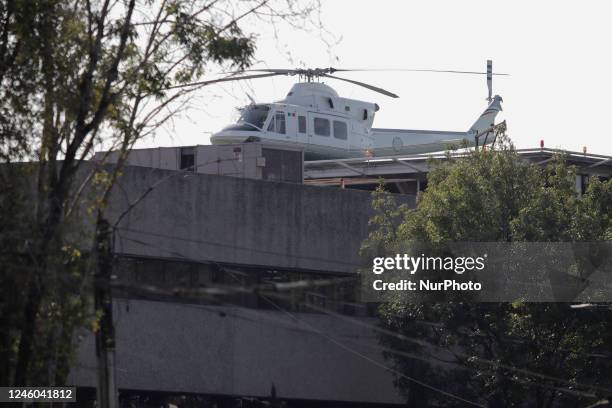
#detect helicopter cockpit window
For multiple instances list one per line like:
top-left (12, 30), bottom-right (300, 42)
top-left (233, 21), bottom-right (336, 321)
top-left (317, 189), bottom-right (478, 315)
top-left (224, 104), bottom-right (270, 131)
top-left (267, 111), bottom-right (286, 134)
top-left (314, 117), bottom-right (330, 137)
top-left (333, 120), bottom-right (348, 140)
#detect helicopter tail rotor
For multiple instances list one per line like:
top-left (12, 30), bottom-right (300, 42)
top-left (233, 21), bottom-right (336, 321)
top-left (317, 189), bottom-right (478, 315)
top-left (487, 59), bottom-right (493, 102)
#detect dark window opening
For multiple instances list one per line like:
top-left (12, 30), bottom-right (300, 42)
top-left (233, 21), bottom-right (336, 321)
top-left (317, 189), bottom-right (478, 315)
top-left (580, 175), bottom-right (589, 195)
top-left (180, 147), bottom-right (195, 171)
top-left (114, 256), bottom-right (367, 316)
top-left (419, 180), bottom-right (428, 192)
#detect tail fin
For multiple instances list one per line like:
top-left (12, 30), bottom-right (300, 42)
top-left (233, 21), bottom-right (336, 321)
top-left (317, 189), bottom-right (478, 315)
top-left (468, 95), bottom-right (503, 137)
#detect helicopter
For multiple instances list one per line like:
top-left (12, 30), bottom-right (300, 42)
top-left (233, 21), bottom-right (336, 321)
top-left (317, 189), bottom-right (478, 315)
top-left (177, 64), bottom-right (507, 160)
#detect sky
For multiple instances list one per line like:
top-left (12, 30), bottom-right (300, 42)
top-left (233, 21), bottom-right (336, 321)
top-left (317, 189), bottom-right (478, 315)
top-left (135, 0), bottom-right (612, 156)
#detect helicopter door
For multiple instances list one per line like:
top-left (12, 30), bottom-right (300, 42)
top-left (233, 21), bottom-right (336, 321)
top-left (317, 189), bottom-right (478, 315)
top-left (296, 111), bottom-right (308, 146)
top-left (331, 119), bottom-right (349, 150)
top-left (285, 109), bottom-right (298, 143)
top-left (308, 113), bottom-right (349, 152)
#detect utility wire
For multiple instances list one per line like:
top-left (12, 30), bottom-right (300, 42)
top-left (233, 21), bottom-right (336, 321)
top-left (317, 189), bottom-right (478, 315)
top-left (115, 229), bottom-right (362, 269)
top-left (109, 252), bottom-right (612, 399)
top-left (102, 234), bottom-right (612, 396)
top-left (109, 277), bottom-right (606, 401)
top-left (7, 247), bottom-right (611, 397)
top-left (257, 293), bottom-right (487, 408)
top-left (261, 293), bottom-right (610, 398)
top-left (112, 151), bottom-right (271, 231)
top-left (267, 291), bottom-right (612, 395)
top-left (10, 234), bottom-right (610, 398)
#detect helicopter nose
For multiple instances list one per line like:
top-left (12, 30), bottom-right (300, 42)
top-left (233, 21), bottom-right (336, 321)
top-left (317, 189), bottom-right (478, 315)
top-left (210, 130), bottom-right (251, 145)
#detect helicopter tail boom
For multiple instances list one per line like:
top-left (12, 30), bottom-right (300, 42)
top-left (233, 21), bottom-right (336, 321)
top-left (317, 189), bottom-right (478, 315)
top-left (369, 95), bottom-right (504, 156)
top-left (468, 95), bottom-right (503, 137)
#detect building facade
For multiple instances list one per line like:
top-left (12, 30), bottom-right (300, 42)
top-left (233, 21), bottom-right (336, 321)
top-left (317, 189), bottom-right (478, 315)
top-left (68, 163), bottom-right (408, 407)
top-left (69, 145), bottom-right (612, 406)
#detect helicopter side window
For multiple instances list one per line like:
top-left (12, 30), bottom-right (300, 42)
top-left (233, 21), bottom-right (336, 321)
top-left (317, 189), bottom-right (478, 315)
top-left (276, 112), bottom-right (286, 134)
top-left (298, 116), bottom-right (306, 133)
top-left (267, 111), bottom-right (286, 134)
top-left (333, 120), bottom-right (347, 140)
top-left (314, 117), bottom-right (330, 137)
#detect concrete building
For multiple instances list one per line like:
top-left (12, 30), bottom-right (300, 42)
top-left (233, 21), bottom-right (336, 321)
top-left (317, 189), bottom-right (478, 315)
top-left (68, 163), bottom-right (408, 407)
top-left (68, 144), bottom-right (612, 407)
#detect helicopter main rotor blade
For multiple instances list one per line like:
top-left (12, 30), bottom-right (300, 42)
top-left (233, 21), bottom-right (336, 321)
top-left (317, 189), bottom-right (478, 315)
top-left (320, 73), bottom-right (399, 98)
top-left (333, 68), bottom-right (510, 76)
top-left (220, 69), bottom-right (400, 98)
top-left (225, 67), bottom-right (510, 76)
top-left (225, 68), bottom-right (295, 75)
top-left (165, 72), bottom-right (285, 90)
top-left (169, 66), bottom-right (503, 95)
top-left (225, 68), bottom-right (337, 76)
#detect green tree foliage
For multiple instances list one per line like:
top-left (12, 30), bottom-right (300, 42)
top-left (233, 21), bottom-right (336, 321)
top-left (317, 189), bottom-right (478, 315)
top-left (0, 0), bottom-right (321, 387)
top-left (363, 136), bottom-right (612, 407)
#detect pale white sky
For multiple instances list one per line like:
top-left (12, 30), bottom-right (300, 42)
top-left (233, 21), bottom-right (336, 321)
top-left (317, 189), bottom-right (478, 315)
top-left (135, 0), bottom-right (612, 155)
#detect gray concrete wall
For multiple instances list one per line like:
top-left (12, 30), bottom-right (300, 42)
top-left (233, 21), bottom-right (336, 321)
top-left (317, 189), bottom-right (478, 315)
top-left (108, 165), bottom-right (384, 273)
top-left (69, 299), bottom-right (404, 404)
top-left (94, 147), bottom-right (180, 170)
top-left (66, 164), bottom-right (409, 404)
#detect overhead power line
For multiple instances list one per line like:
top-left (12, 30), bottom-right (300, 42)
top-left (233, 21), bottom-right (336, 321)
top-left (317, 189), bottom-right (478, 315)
top-left (258, 293), bottom-right (487, 408)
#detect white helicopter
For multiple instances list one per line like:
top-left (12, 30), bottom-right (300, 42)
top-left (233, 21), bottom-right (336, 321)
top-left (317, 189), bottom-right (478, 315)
top-left (194, 64), bottom-right (507, 160)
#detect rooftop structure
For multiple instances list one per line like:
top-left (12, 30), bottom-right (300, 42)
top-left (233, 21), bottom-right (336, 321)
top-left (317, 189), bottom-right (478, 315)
top-left (304, 148), bottom-right (612, 194)
top-left (95, 142), bottom-right (304, 184)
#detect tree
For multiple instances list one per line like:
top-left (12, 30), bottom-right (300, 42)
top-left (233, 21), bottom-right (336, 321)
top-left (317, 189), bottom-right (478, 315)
top-left (0, 0), bottom-right (323, 387)
top-left (363, 136), bottom-right (612, 407)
